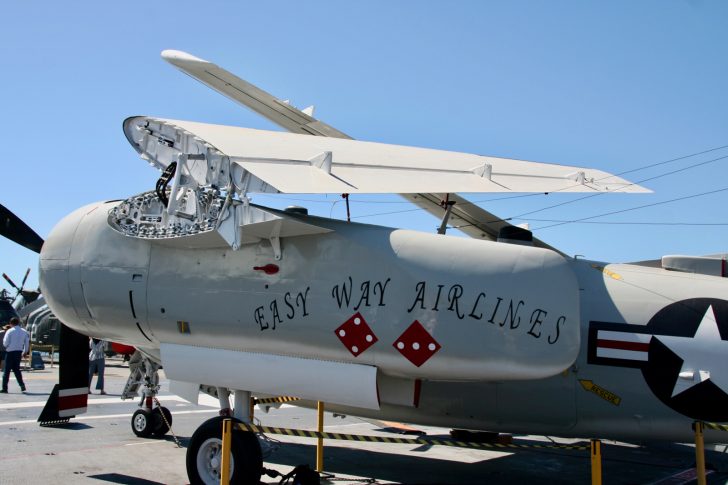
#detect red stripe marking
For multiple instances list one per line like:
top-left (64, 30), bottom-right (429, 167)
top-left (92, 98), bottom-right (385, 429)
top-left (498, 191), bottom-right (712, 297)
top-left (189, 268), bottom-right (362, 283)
top-left (59, 393), bottom-right (88, 411)
top-left (597, 339), bottom-right (649, 352)
top-left (413, 379), bottom-right (422, 408)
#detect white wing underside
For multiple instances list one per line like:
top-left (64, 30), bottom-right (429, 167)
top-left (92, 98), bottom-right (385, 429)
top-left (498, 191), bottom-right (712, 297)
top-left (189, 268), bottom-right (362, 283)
top-left (126, 116), bottom-right (647, 195)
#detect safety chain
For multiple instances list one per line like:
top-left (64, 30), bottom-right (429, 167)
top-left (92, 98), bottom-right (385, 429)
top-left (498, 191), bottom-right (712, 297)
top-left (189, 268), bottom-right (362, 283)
top-left (38, 418), bottom-right (71, 427)
top-left (153, 396), bottom-right (182, 448)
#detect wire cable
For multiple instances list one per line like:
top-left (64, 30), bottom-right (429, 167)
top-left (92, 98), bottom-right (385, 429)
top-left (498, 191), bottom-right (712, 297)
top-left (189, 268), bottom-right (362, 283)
top-left (514, 219), bottom-right (728, 226)
top-left (448, 153), bottom-right (728, 230)
top-left (509, 153), bottom-right (728, 221)
top-left (532, 186), bottom-right (728, 231)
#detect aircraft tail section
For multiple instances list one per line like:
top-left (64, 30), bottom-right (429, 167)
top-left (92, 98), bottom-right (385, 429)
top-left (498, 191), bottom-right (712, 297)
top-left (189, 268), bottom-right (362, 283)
top-left (38, 323), bottom-right (89, 425)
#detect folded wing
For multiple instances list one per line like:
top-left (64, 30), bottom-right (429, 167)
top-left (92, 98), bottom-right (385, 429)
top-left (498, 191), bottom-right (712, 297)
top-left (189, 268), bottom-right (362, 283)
top-left (158, 50), bottom-right (649, 251)
top-left (125, 116), bottom-right (649, 195)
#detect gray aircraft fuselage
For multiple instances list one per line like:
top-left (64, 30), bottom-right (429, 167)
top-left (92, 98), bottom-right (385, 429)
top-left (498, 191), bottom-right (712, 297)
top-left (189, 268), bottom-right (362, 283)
top-left (39, 199), bottom-right (728, 443)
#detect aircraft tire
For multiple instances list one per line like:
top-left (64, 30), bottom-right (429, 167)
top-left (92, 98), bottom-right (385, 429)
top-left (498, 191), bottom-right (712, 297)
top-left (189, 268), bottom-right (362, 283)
top-left (131, 408), bottom-right (154, 438)
top-left (186, 416), bottom-right (262, 485)
top-left (151, 406), bottom-right (173, 437)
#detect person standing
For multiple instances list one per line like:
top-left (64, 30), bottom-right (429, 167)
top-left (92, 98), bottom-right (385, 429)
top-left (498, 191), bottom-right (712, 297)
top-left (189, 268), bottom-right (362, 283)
top-left (89, 338), bottom-right (107, 395)
top-left (1, 317), bottom-right (29, 393)
top-left (0, 325), bottom-right (8, 372)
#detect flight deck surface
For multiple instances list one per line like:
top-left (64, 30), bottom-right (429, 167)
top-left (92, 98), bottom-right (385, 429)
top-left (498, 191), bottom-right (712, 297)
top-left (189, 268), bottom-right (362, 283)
top-left (1, 358), bottom-right (727, 484)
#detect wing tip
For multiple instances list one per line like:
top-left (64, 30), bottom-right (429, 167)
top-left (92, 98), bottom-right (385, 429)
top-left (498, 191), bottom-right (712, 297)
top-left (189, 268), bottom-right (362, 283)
top-left (161, 49), bottom-right (210, 67)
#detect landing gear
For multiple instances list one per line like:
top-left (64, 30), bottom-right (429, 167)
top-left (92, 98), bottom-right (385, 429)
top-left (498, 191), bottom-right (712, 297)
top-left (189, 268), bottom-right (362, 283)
top-left (186, 416), bottom-right (262, 485)
top-left (123, 351), bottom-right (172, 438)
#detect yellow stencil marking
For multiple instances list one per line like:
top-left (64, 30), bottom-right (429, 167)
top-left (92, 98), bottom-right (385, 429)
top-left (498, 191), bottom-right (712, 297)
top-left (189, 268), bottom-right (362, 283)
top-left (591, 264), bottom-right (623, 281)
top-left (579, 379), bottom-right (622, 406)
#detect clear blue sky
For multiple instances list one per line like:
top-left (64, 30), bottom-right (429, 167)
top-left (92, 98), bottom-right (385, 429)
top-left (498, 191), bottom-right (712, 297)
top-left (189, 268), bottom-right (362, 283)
top-left (2, 1), bottom-right (727, 292)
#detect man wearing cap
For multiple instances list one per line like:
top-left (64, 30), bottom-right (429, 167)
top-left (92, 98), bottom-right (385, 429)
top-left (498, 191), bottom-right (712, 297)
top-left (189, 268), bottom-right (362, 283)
top-left (1, 317), bottom-right (29, 393)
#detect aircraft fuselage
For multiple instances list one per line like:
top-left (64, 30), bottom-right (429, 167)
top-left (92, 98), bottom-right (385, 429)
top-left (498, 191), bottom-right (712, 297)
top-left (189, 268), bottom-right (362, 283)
top-left (40, 199), bottom-right (728, 442)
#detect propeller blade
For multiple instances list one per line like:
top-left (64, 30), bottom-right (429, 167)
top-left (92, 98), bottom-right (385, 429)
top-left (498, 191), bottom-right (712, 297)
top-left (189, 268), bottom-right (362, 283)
top-left (19, 268), bottom-right (30, 292)
top-left (0, 204), bottom-right (44, 253)
top-left (2, 272), bottom-right (19, 290)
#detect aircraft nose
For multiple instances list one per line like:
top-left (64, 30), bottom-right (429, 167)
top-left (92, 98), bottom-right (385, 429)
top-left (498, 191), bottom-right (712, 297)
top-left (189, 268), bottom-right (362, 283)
top-left (40, 202), bottom-right (106, 333)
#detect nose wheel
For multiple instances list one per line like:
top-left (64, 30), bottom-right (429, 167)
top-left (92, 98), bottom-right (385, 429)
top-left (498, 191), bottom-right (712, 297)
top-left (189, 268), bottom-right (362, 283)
top-left (131, 408), bottom-right (153, 437)
top-left (186, 416), bottom-right (262, 485)
top-left (130, 405), bottom-right (173, 438)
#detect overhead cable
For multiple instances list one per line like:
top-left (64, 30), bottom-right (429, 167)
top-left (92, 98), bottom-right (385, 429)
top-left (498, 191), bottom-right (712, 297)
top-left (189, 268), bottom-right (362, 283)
top-left (532, 187), bottom-right (728, 231)
top-left (515, 219), bottom-right (728, 226)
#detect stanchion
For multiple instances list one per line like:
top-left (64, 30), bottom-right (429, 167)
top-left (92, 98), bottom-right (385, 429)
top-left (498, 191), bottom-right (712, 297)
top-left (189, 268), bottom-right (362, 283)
top-left (27, 342), bottom-right (33, 370)
top-left (695, 421), bottom-right (707, 485)
top-left (221, 418), bottom-right (232, 485)
top-left (316, 401), bottom-right (325, 472)
top-left (590, 439), bottom-right (602, 485)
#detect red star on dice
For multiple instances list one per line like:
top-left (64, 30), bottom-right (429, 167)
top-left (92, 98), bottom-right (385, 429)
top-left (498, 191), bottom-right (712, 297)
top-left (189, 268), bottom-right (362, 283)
top-left (335, 312), bottom-right (378, 357)
top-left (393, 320), bottom-right (442, 367)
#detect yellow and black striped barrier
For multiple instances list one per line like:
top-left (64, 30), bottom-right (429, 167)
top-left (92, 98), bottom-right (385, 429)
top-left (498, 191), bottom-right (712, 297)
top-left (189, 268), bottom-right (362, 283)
top-left (702, 421), bottom-right (728, 432)
top-left (232, 422), bottom-right (589, 451)
top-left (253, 396), bottom-right (300, 405)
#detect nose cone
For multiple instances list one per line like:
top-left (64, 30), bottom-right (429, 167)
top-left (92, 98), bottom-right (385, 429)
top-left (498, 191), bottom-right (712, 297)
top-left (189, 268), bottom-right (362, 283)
top-left (41, 204), bottom-right (99, 261)
top-left (40, 203), bottom-right (105, 333)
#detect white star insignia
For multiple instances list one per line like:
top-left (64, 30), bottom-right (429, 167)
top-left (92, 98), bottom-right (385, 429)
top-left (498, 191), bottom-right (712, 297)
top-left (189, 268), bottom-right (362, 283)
top-left (655, 305), bottom-right (728, 397)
